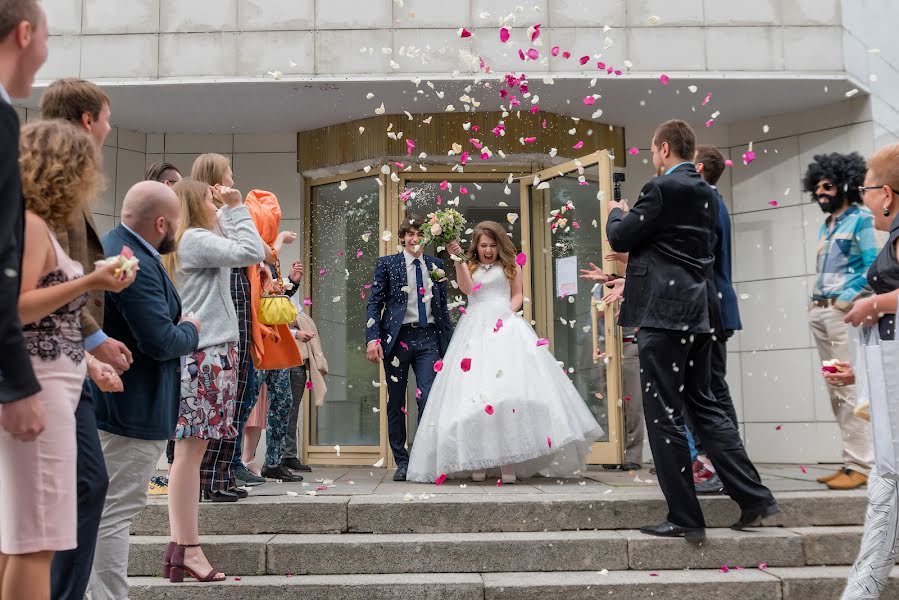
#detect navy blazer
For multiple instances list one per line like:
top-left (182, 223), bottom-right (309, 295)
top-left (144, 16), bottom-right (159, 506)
top-left (366, 253), bottom-right (453, 358)
top-left (712, 189), bottom-right (742, 332)
top-left (93, 225), bottom-right (199, 440)
top-left (607, 163), bottom-right (722, 334)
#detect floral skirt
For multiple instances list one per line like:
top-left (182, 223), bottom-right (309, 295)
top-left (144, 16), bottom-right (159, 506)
top-left (174, 342), bottom-right (239, 440)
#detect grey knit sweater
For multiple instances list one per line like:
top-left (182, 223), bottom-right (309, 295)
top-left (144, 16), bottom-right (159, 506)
top-left (175, 204), bottom-right (265, 349)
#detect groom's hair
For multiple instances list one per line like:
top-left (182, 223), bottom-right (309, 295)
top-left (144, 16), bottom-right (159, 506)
top-left (399, 213), bottom-right (425, 242)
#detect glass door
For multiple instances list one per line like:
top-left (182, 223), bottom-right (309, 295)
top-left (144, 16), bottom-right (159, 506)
top-left (524, 151), bottom-right (624, 464)
top-left (303, 173), bottom-right (387, 465)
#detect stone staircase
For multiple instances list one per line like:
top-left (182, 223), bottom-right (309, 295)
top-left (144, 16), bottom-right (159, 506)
top-left (126, 468), bottom-right (899, 599)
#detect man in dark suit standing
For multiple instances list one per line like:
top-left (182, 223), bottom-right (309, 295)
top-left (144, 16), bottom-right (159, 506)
top-left (607, 120), bottom-right (777, 541)
top-left (0, 0), bottom-right (48, 439)
top-left (366, 214), bottom-right (453, 481)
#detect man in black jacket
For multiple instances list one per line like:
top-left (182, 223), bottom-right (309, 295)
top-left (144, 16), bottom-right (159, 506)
top-left (607, 120), bottom-right (777, 541)
top-left (0, 0), bottom-right (48, 437)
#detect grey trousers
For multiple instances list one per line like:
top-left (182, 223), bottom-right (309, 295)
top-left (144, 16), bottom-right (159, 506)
top-left (621, 339), bottom-right (646, 465)
top-left (284, 365), bottom-right (307, 461)
top-left (87, 432), bottom-right (167, 600)
top-left (842, 475), bottom-right (899, 599)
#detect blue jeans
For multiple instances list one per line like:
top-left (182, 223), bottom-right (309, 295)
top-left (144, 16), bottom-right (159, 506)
top-left (384, 325), bottom-right (440, 467)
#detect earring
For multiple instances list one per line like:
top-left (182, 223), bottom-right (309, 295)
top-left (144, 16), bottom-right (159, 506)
top-left (884, 207), bottom-right (891, 217)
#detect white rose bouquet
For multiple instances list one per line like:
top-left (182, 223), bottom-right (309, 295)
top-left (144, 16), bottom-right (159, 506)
top-left (422, 208), bottom-right (467, 262)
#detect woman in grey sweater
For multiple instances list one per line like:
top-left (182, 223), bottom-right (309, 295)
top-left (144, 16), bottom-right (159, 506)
top-left (162, 179), bottom-right (265, 582)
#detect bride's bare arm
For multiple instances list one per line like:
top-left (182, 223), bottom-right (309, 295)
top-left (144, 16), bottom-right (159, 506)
top-left (510, 266), bottom-right (524, 313)
top-left (454, 260), bottom-right (474, 295)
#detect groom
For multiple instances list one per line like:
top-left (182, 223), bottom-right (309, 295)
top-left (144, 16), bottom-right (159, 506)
top-left (366, 214), bottom-right (453, 481)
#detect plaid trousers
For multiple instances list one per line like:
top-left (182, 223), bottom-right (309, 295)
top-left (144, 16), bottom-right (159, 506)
top-left (199, 268), bottom-right (252, 491)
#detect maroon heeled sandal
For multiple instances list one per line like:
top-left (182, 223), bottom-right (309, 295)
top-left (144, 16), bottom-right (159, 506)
top-left (163, 541), bottom-right (177, 578)
top-left (168, 543), bottom-right (226, 583)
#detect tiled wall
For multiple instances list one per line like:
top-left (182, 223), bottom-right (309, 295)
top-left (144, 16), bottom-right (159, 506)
top-left (37, 0), bottom-right (845, 81)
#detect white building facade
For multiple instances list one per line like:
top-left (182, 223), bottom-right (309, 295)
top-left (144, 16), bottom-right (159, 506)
top-left (23, 0), bottom-right (899, 465)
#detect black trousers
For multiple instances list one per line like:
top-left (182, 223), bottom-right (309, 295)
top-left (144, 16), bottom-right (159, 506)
top-left (637, 327), bottom-right (775, 528)
top-left (50, 385), bottom-right (109, 600)
top-left (690, 330), bottom-right (739, 454)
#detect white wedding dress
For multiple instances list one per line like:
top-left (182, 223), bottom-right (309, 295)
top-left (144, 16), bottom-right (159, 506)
top-left (407, 264), bottom-right (604, 482)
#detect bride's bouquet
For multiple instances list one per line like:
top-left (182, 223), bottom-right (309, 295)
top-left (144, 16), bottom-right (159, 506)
top-left (422, 208), bottom-right (468, 262)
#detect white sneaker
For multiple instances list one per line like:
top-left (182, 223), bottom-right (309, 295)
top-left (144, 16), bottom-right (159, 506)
top-left (501, 465), bottom-right (516, 484)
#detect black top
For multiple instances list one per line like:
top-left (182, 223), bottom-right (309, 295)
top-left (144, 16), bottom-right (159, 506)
top-left (867, 213), bottom-right (899, 341)
top-left (0, 101), bottom-right (41, 403)
top-left (607, 163), bottom-right (722, 334)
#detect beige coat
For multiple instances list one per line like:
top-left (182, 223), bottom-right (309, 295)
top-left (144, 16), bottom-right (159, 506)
top-left (294, 311), bottom-right (328, 405)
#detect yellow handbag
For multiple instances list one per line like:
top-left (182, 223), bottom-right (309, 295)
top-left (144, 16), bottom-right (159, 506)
top-left (258, 252), bottom-right (298, 326)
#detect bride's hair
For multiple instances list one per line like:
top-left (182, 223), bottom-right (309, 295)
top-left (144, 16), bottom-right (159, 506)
top-left (466, 221), bottom-right (519, 282)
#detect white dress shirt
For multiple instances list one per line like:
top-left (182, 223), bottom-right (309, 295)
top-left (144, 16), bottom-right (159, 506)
top-left (402, 250), bottom-right (434, 325)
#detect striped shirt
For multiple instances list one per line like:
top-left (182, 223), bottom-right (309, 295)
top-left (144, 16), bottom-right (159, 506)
top-left (813, 204), bottom-right (878, 304)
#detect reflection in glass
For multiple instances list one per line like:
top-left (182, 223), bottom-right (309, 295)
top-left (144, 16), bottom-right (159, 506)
top-left (309, 177), bottom-right (381, 446)
top-left (539, 172), bottom-right (611, 442)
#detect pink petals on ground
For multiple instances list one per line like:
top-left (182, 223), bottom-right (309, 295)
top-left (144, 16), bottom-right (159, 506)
top-left (516, 252), bottom-right (527, 266)
top-left (433, 360), bottom-right (444, 372)
top-left (720, 565), bottom-right (730, 573)
top-left (461, 357), bottom-right (472, 372)
top-left (458, 28), bottom-right (472, 38)
top-left (485, 405), bottom-right (495, 415)
top-left (660, 74), bottom-right (670, 85)
top-left (758, 563), bottom-right (769, 571)
top-left (499, 27), bottom-right (510, 43)
top-left (536, 338), bottom-right (549, 347)
top-left (435, 473), bottom-right (447, 485)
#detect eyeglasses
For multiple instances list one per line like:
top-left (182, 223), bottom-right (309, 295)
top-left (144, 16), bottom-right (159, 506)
top-left (858, 185), bottom-right (890, 195)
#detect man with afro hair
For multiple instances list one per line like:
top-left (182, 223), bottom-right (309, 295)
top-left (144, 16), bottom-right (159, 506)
top-left (803, 152), bottom-right (876, 490)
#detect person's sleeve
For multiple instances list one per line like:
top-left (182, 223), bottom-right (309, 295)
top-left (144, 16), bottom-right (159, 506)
top-left (108, 269), bottom-right (199, 361)
top-left (179, 206), bottom-right (266, 269)
top-left (839, 217), bottom-right (880, 304)
top-left (83, 330), bottom-right (108, 352)
top-left (0, 111), bottom-right (40, 403)
top-left (366, 258), bottom-right (389, 344)
top-left (606, 180), bottom-right (664, 253)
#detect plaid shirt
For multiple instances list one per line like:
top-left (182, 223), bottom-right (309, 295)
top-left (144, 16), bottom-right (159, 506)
top-left (813, 204), bottom-right (878, 304)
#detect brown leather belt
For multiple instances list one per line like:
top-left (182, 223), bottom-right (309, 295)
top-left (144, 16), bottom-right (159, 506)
top-left (810, 298), bottom-right (839, 308)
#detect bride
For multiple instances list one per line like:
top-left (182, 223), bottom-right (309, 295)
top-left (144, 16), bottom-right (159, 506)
top-left (407, 221), bottom-right (603, 484)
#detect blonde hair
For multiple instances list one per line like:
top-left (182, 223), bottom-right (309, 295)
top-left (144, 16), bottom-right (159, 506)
top-left (466, 221), bottom-right (519, 282)
top-left (867, 144), bottom-right (899, 192)
top-left (162, 179), bottom-right (214, 281)
top-left (19, 120), bottom-right (99, 231)
top-left (191, 153), bottom-right (230, 187)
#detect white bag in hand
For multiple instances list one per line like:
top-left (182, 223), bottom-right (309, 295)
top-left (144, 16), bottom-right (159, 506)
top-left (852, 323), bottom-right (899, 480)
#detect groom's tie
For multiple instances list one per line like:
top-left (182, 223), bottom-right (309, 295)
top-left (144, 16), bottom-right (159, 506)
top-left (413, 258), bottom-right (428, 327)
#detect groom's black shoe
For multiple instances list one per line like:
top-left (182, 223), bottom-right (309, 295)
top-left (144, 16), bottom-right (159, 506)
top-left (639, 520), bottom-right (706, 542)
top-left (731, 502), bottom-right (780, 530)
top-left (393, 466), bottom-right (408, 481)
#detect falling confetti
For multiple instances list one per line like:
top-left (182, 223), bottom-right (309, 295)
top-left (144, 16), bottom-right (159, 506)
top-left (435, 473), bottom-right (447, 485)
top-left (660, 74), bottom-right (670, 85)
top-left (485, 405), bottom-right (495, 415)
top-left (434, 360), bottom-right (444, 372)
top-left (461, 357), bottom-right (472, 372)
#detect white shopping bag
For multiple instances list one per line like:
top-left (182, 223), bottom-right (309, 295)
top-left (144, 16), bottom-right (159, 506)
top-left (851, 323), bottom-right (899, 480)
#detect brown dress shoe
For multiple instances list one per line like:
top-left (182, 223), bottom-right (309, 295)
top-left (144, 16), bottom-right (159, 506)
top-left (816, 468), bottom-right (844, 484)
top-left (826, 469), bottom-right (868, 490)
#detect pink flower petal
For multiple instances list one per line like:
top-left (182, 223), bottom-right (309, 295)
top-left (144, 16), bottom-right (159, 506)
top-left (768, 200), bottom-right (779, 207)
top-left (530, 24), bottom-right (541, 42)
top-left (758, 563), bottom-right (769, 571)
top-left (547, 436), bottom-right (552, 448)
top-left (319, 268), bottom-right (328, 276)
top-left (742, 151), bottom-right (757, 165)
top-left (572, 140), bottom-right (584, 149)
top-left (597, 61), bottom-right (606, 70)
top-left (459, 185), bottom-right (469, 194)
top-left (305, 381), bottom-right (314, 390)
top-left (705, 119), bottom-right (714, 128)
top-left (623, 395), bottom-right (633, 402)
top-left (516, 252), bottom-right (527, 266)
top-left (583, 96), bottom-right (596, 105)
top-left (551, 46), bottom-right (560, 57)
top-left (536, 338), bottom-right (549, 347)
top-left (523, 136), bottom-right (537, 144)
top-left (419, 287), bottom-right (426, 296)
top-left (439, 180), bottom-right (449, 190)
top-left (461, 357), bottom-right (472, 372)
top-left (493, 319), bottom-right (503, 332)
top-left (316, 485), bottom-right (328, 491)
top-left (461, 151), bottom-right (469, 165)
top-left (720, 565), bottom-right (730, 573)
top-left (579, 55), bottom-right (590, 65)
top-left (562, 51), bottom-right (571, 59)
top-left (775, 424), bottom-right (782, 430)
top-left (649, 573), bottom-right (659, 577)
top-left (499, 27), bottom-right (510, 43)
top-left (406, 139), bottom-right (416, 156)
top-left (472, 283), bottom-right (483, 292)
top-left (485, 405), bottom-right (495, 415)
top-left (702, 92), bottom-right (713, 106)
top-left (121, 245), bottom-right (134, 259)
top-left (303, 298), bottom-right (313, 306)
top-left (458, 28), bottom-right (472, 38)
top-left (496, 478), bottom-right (503, 487)
top-left (660, 74), bottom-right (670, 85)
top-left (518, 49), bottom-right (525, 61)
top-left (725, 159), bottom-right (734, 167)
top-left (435, 473), bottom-right (447, 485)
top-left (800, 465), bottom-right (808, 474)
top-left (400, 341), bottom-right (409, 350)
top-left (526, 48), bottom-right (539, 60)
top-left (628, 147), bottom-right (639, 155)
top-left (401, 406), bottom-right (408, 415)
top-left (356, 250), bottom-right (364, 258)
top-left (458, 306), bottom-right (466, 314)
top-left (433, 360), bottom-right (444, 372)
top-left (416, 388), bottom-right (422, 399)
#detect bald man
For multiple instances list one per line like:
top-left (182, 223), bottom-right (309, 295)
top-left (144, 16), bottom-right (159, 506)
top-left (88, 181), bottom-right (200, 599)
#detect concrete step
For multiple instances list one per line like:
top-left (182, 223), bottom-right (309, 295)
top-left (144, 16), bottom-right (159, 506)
top-left (134, 490), bottom-right (869, 536)
top-left (127, 567), bottom-right (899, 600)
top-left (126, 527), bottom-right (864, 577)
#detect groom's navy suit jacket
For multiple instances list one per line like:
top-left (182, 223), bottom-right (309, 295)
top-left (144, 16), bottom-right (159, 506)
top-left (366, 253), bottom-right (453, 358)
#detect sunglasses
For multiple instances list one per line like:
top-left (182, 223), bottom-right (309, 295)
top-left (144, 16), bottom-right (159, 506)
top-left (815, 182), bottom-right (836, 192)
